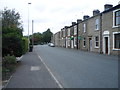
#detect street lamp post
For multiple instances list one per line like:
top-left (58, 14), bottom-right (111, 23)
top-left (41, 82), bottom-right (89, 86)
top-left (32, 20), bottom-right (34, 47)
top-left (28, 2), bottom-right (31, 51)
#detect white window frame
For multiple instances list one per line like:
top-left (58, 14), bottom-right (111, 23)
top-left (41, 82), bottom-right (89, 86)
top-left (94, 36), bottom-right (99, 48)
top-left (63, 29), bottom-right (65, 37)
top-left (113, 9), bottom-right (120, 28)
top-left (83, 23), bottom-right (86, 33)
top-left (74, 25), bottom-right (77, 35)
top-left (95, 19), bottom-right (99, 30)
top-left (83, 38), bottom-right (86, 47)
top-left (113, 32), bottom-right (120, 50)
top-left (68, 28), bottom-right (70, 36)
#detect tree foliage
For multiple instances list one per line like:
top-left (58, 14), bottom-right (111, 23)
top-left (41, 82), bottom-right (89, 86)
top-left (30, 28), bottom-right (53, 45)
top-left (42, 28), bottom-right (53, 43)
top-left (2, 8), bottom-right (25, 57)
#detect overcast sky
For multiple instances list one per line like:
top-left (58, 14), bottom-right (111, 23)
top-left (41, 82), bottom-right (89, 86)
top-left (1, 0), bottom-right (119, 35)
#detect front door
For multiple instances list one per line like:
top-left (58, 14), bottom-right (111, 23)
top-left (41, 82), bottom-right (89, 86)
top-left (66, 37), bottom-right (68, 48)
top-left (105, 37), bottom-right (108, 54)
top-left (89, 38), bottom-right (92, 51)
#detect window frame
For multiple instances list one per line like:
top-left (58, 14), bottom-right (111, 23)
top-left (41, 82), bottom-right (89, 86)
top-left (95, 19), bottom-right (99, 30)
top-left (83, 38), bottom-right (86, 47)
top-left (94, 36), bottom-right (99, 48)
top-left (113, 9), bottom-right (120, 28)
top-left (83, 23), bottom-right (86, 33)
top-left (68, 28), bottom-right (70, 36)
top-left (113, 32), bottom-right (120, 50)
top-left (74, 25), bottom-right (77, 35)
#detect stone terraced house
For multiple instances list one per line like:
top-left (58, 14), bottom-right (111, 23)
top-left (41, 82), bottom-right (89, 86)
top-left (52, 3), bottom-right (120, 55)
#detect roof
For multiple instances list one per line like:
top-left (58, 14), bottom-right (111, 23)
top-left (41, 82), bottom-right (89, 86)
top-left (102, 4), bottom-right (120, 13)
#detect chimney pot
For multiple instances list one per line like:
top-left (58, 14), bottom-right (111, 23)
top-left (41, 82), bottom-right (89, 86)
top-left (104, 4), bottom-right (113, 11)
top-left (93, 9), bottom-right (100, 16)
top-left (77, 19), bottom-right (82, 23)
top-left (83, 15), bottom-right (90, 20)
top-left (72, 22), bottom-right (76, 25)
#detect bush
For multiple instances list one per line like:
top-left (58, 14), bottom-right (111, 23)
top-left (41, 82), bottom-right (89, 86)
top-left (2, 54), bottom-right (17, 81)
top-left (2, 54), bottom-right (17, 72)
top-left (3, 54), bottom-right (17, 65)
top-left (22, 37), bottom-right (28, 54)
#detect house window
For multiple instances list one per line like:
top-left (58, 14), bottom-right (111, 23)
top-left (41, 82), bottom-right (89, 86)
top-left (83, 24), bottom-right (86, 33)
top-left (83, 38), bottom-right (86, 47)
top-left (95, 19), bottom-right (99, 30)
top-left (74, 25), bottom-right (77, 35)
top-left (63, 30), bottom-right (65, 37)
top-left (113, 9), bottom-right (120, 27)
top-left (115, 10), bottom-right (120, 26)
top-left (95, 36), bottom-right (99, 48)
top-left (68, 28), bottom-right (70, 36)
top-left (113, 32), bottom-right (120, 50)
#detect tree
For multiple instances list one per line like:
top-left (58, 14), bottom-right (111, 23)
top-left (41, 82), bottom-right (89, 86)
top-left (42, 28), bottom-right (53, 43)
top-left (30, 32), bottom-right (42, 45)
top-left (2, 8), bottom-right (24, 57)
top-left (29, 29), bottom-right (53, 45)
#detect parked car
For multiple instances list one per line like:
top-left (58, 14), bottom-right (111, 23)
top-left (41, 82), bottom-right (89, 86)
top-left (48, 43), bottom-right (55, 47)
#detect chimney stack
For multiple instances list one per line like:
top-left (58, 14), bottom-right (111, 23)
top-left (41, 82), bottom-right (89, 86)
top-left (77, 19), bottom-right (82, 23)
top-left (104, 4), bottom-right (113, 11)
top-left (83, 15), bottom-right (89, 20)
top-left (72, 22), bottom-right (76, 25)
top-left (93, 9), bottom-right (100, 16)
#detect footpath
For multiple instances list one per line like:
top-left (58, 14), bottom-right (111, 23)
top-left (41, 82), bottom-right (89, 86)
top-left (2, 52), bottom-right (60, 89)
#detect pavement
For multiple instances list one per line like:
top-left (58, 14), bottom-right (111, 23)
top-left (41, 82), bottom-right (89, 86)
top-left (3, 51), bottom-right (60, 88)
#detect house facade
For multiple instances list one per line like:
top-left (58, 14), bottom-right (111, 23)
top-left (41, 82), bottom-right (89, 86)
top-left (102, 5), bottom-right (120, 55)
top-left (52, 4), bottom-right (120, 55)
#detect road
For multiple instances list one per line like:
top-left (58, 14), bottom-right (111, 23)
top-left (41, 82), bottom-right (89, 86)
top-left (35, 45), bottom-right (118, 88)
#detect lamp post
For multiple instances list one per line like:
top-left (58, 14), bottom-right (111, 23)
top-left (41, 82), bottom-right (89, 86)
top-left (28, 2), bottom-right (31, 51)
top-left (32, 20), bottom-right (34, 47)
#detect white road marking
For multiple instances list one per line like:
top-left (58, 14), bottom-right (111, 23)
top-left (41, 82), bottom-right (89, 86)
top-left (31, 66), bottom-right (40, 71)
top-left (38, 55), bottom-right (63, 88)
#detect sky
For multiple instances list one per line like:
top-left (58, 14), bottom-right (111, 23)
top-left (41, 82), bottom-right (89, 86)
top-left (0, 0), bottom-right (119, 35)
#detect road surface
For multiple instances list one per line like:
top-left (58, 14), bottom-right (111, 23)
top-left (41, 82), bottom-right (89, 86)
top-left (5, 45), bottom-right (118, 88)
top-left (35, 45), bottom-right (118, 88)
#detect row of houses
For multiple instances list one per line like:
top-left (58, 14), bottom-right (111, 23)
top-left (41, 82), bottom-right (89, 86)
top-left (52, 4), bottom-right (120, 55)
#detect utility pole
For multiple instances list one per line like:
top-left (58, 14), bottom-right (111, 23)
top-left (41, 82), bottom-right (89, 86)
top-left (28, 2), bottom-right (31, 51)
top-left (32, 20), bottom-right (34, 47)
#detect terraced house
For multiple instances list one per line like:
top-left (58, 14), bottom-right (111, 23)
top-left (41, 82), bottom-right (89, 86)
top-left (102, 4), bottom-right (120, 55)
top-left (52, 3), bottom-right (120, 55)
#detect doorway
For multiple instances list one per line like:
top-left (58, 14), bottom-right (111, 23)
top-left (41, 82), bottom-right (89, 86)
top-left (89, 38), bottom-right (92, 51)
top-left (103, 36), bottom-right (110, 55)
top-left (105, 37), bottom-right (108, 54)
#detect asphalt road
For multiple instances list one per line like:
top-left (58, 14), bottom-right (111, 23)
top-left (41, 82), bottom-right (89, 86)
top-left (35, 45), bottom-right (118, 88)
